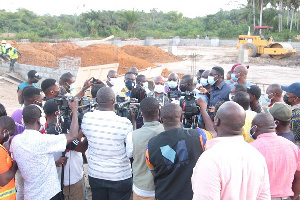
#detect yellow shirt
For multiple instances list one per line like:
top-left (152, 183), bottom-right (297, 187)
top-left (242, 110), bottom-right (257, 143)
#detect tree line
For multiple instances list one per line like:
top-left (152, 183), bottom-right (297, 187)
top-left (0, 2), bottom-right (300, 42)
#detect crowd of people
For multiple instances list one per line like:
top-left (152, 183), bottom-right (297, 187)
top-left (0, 63), bottom-right (300, 200)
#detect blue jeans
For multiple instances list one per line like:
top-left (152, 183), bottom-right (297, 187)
top-left (88, 176), bottom-right (132, 200)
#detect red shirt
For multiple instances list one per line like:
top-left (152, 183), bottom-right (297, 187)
top-left (251, 133), bottom-right (300, 198)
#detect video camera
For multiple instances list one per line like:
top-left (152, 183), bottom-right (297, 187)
top-left (168, 91), bottom-right (200, 129)
top-left (53, 96), bottom-right (98, 128)
top-left (114, 96), bottom-right (140, 119)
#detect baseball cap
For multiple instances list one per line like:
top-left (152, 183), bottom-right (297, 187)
top-left (247, 85), bottom-right (261, 99)
top-left (268, 102), bottom-right (292, 121)
top-left (281, 82), bottom-right (300, 97)
top-left (28, 70), bottom-right (41, 80)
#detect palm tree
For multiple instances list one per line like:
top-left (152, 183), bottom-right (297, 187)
top-left (121, 10), bottom-right (139, 37)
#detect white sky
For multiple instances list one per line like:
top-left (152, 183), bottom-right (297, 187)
top-left (2, 0), bottom-right (247, 18)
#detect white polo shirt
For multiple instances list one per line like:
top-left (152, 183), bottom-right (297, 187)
top-left (81, 110), bottom-right (132, 181)
top-left (11, 129), bottom-right (67, 200)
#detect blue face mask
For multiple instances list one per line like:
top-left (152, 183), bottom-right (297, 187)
top-left (231, 73), bottom-right (239, 82)
top-left (249, 125), bottom-right (257, 140)
top-left (200, 78), bottom-right (208, 87)
top-left (264, 93), bottom-right (272, 103)
top-left (207, 76), bottom-right (217, 86)
top-left (125, 81), bottom-right (135, 90)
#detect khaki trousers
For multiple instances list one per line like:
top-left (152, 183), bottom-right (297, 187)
top-left (133, 191), bottom-right (155, 200)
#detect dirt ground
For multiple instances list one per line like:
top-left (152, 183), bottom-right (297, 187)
top-left (0, 45), bottom-right (299, 199)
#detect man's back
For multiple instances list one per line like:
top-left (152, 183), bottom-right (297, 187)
top-left (251, 133), bottom-right (300, 198)
top-left (192, 136), bottom-right (270, 200)
top-left (132, 121), bottom-right (164, 196)
top-left (81, 110), bottom-right (132, 181)
top-left (11, 129), bottom-right (67, 200)
top-left (146, 128), bottom-right (205, 200)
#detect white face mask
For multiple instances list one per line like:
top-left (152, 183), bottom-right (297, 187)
top-left (168, 81), bottom-right (178, 89)
top-left (193, 77), bottom-right (198, 84)
top-left (109, 78), bottom-right (117, 86)
top-left (154, 84), bottom-right (165, 94)
top-left (142, 82), bottom-right (149, 90)
top-left (69, 83), bottom-right (77, 91)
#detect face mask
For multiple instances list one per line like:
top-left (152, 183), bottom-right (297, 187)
top-left (125, 81), bottom-right (135, 90)
top-left (168, 81), bottom-right (178, 89)
top-left (229, 94), bottom-right (234, 101)
top-left (231, 73), bottom-right (239, 82)
top-left (274, 120), bottom-right (278, 129)
top-left (283, 95), bottom-right (292, 105)
top-left (207, 76), bottom-right (217, 86)
top-left (196, 83), bottom-right (201, 89)
top-left (193, 77), bottom-right (198, 84)
top-left (154, 84), bottom-right (165, 93)
top-left (249, 125), bottom-right (257, 140)
top-left (142, 82), bottom-right (149, 90)
top-left (3, 131), bottom-right (10, 144)
top-left (200, 78), bottom-right (208, 87)
top-left (69, 83), bottom-right (76, 92)
top-left (264, 94), bottom-right (272, 103)
top-left (109, 78), bottom-right (117, 86)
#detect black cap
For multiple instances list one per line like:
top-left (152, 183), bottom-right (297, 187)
top-left (28, 70), bottom-right (41, 80)
top-left (247, 85), bottom-right (261, 99)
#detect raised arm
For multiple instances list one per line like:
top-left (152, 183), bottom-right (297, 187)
top-left (65, 99), bottom-right (79, 144)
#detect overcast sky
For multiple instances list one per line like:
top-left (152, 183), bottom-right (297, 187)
top-left (2, 0), bottom-right (248, 18)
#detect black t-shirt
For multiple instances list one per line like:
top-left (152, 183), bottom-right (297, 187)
top-left (46, 119), bottom-right (79, 150)
top-left (148, 128), bottom-right (204, 200)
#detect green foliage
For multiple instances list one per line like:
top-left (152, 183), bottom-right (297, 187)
top-left (0, 6), bottom-right (300, 41)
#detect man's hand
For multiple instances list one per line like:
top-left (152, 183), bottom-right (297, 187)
top-left (208, 106), bottom-right (215, 113)
top-left (67, 98), bottom-right (79, 112)
top-left (196, 97), bottom-right (207, 109)
top-left (82, 77), bottom-right (94, 91)
top-left (199, 87), bottom-right (208, 94)
top-left (55, 156), bottom-right (68, 167)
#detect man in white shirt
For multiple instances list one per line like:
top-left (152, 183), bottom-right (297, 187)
top-left (191, 101), bottom-right (270, 200)
top-left (81, 87), bottom-right (133, 200)
top-left (11, 100), bottom-right (79, 200)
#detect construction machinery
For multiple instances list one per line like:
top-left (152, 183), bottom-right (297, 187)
top-left (237, 26), bottom-right (296, 59)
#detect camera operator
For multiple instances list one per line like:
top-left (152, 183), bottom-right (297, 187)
top-left (148, 76), bottom-right (169, 106)
top-left (11, 100), bottom-right (79, 200)
top-left (81, 87), bottom-right (133, 200)
top-left (44, 99), bottom-right (88, 200)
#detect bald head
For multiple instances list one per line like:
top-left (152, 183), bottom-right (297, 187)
top-left (234, 65), bottom-right (248, 75)
top-left (252, 113), bottom-right (275, 137)
top-left (168, 73), bottom-right (179, 82)
top-left (215, 101), bottom-right (246, 136)
top-left (96, 87), bottom-right (115, 110)
top-left (161, 103), bottom-right (183, 130)
top-left (154, 76), bottom-right (165, 85)
top-left (107, 70), bottom-right (117, 78)
top-left (129, 67), bottom-right (138, 75)
top-left (267, 84), bottom-right (283, 97)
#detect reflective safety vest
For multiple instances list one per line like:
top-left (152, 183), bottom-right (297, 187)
top-left (0, 145), bottom-right (16, 200)
top-left (0, 46), bottom-right (6, 54)
top-left (7, 48), bottom-right (18, 59)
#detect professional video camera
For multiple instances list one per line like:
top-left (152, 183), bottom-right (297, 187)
top-left (114, 96), bottom-right (140, 119)
top-left (53, 96), bottom-right (98, 129)
top-left (168, 90), bottom-right (200, 129)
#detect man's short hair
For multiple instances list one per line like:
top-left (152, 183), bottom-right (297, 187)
top-left (91, 84), bottom-right (106, 98)
top-left (233, 91), bottom-right (250, 110)
top-left (0, 103), bottom-right (7, 117)
top-left (41, 79), bottom-right (56, 93)
top-left (198, 70), bottom-right (205, 74)
top-left (234, 84), bottom-right (248, 93)
top-left (136, 75), bottom-right (146, 83)
top-left (59, 72), bottom-right (74, 84)
top-left (140, 97), bottom-right (159, 119)
top-left (212, 66), bottom-right (224, 78)
top-left (0, 116), bottom-right (16, 135)
top-left (96, 87), bottom-right (115, 103)
top-left (43, 99), bottom-right (59, 115)
top-left (161, 103), bottom-right (182, 122)
top-left (23, 105), bottom-right (41, 125)
top-left (23, 86), bottom-right (41, 101)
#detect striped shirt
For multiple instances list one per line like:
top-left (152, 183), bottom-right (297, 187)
top-left (81, 110), bottom-right (133, 181)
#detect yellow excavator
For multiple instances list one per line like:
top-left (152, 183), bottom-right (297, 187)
top-left (237, 26), bottom-right (296, 59)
